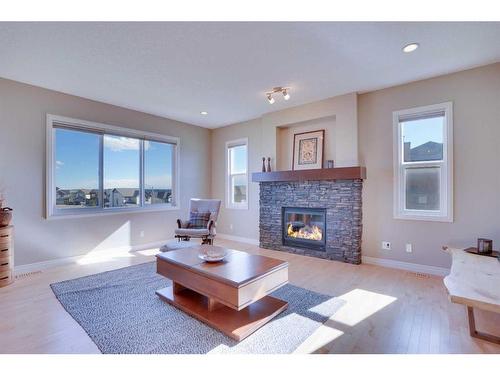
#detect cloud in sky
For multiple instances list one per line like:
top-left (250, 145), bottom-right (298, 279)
top-left (104, 136), bottom-right (143, 152)
top-left (104, 178), bottom-right (139, 189)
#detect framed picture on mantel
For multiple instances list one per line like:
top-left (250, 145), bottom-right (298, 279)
top-left (292, 129), bottom-right (325, 170)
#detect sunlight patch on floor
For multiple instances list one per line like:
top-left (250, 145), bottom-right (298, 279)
top-left (135, 248), bottom-right (160, 256)
top-left (293, 288), bottom-right (397, 353)
top-left (329, 288), bottom-right (397, 327)
top-left (76, 249), bottom-right (137, 265)
top-left (293, 324), bottom-right (344, 353)
top-left (76, 243), bottom-right (160, 265)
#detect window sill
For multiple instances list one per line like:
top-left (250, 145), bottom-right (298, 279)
top-left (46, 205), bottom-right (180, 220)
top-left (225, 204), bottom-right (249, 210)
top-left (394, 212), bottom-right (453, 223)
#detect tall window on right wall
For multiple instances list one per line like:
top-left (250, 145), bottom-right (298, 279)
top-left (393, 102), bottom-right (453, 222)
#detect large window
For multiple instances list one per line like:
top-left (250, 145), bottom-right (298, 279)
top-left (47, 115), bottom-right (179, 217)
top-left (226, 138), bottom-right (248, 209)
top-left (393, 102), bottom-right (453, 222)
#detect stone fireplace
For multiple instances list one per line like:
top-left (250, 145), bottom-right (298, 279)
top-left (255, 168), bottom-right (364, 264)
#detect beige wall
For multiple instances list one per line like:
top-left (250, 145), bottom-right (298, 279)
top-left (0, 78), bottom-right (211, 266)
top-left (211, 118), bottom-right (262, 240)
top-left (277, 116), bottom-right (336, 171)
top-left (211, 63), bottom-right (500, 269)
top-left (262, 92), bottom-right (358, 170)
top-left (4, 63), bottom-right (499, 269)
top-left (359, 63), bottom-right (500, 268)
top-left (211, 93), bottom-right (359, 242)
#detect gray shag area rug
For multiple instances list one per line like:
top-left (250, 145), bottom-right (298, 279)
top-left (50, 261), bottom-right (343, 354)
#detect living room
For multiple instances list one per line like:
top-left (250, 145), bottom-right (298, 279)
top-left (1, 1), bottom-right (499, 373)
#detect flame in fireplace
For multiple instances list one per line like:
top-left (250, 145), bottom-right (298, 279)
top-left (287, 223), bottom-right (323, 241)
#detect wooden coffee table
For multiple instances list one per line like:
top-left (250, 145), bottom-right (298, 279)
top-left (156, 245), bottom-right (289, 341)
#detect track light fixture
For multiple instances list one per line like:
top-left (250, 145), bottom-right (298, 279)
top-left (282, 89), bottom-right (290, 100)
top-left (265, 87), bottom-right (290, 104)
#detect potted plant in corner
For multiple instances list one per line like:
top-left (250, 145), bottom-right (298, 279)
top-left (0, 187), bottom-right (13, 227)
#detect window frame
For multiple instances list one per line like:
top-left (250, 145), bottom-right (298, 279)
top-left (225, 138), bottom-right (249, 210)
top-left (46, 114), bottom-right (180, 219)
top-left (393, 102), bottom-right (453, 222)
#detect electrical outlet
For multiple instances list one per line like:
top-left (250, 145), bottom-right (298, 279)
top-left (140, 230), bottom-right (145, 238)
top-left (406, 243), bottom-right (413, 253)
top-left (382, 241), bottom-right (391, 250)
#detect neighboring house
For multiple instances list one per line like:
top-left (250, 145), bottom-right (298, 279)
top-left (234, 185), bottom-right (247, 203)
top-left (116, 188), bottom-right (140, 205)
top-left (404, 141), bottom-right (443, 162)
top-left (104, 188), bottom-right (125, 207)
top-left (55, 188), bottom-right (69, 205)
top-left (67, 190), bottom-right (86, 205)
top-left (145, 189), bottom-right (172, 204)
top-left (84, 189), bottom-right (99, 207)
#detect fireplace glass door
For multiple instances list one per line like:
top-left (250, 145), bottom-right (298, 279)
top-left (282, 207), bottom-right (326, 251)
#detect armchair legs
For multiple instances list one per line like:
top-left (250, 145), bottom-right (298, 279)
top-left (174, 234), bottom-right (214, 245)
top-left (175, 217), bottom-right (216, 245)
top-left (201, 236), bottom-right (214, 245)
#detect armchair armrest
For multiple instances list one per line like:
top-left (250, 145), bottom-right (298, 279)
top-left (207, 219), bottom-right (216, 236)
top-left (177, 219), bottom-right (190, 229)
top-left (207, 220), bottom-right (215, 231)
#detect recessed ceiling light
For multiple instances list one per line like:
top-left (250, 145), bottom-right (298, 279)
top-left (200, 111), bottom-right (208, 115)
top-left (403, 43), bottom-right (419, 53)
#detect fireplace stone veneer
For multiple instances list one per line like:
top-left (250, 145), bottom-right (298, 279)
top-left (259, 179), bottom-right (362, 264)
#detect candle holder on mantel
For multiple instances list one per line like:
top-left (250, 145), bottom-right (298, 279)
top-left (262, 157), bottom-right (266, 172)
top-left (266, 157), bottom-right (272, 172)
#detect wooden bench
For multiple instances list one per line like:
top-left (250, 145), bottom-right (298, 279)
top-left (443, 246), bottom-right (500, 344)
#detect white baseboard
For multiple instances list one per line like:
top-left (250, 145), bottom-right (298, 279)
top-left (217, 233), bottom-right (259, 246)
top-left (362, 256), bottom-right (450, 277)
top-left (216, 235), bottom-right (449, 276)
top-left (14, 236), bottom-right (449, 278)
top-left (14, 239), bottom-right (171, 275)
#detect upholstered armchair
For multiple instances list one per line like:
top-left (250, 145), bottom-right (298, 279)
top-left (174, 199), bottom-right (221, 245)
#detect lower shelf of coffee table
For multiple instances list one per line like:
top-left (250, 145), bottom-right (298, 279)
top-left (156, 285), bottom-right (288, 341)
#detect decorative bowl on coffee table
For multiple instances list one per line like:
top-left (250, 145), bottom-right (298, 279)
top-left (198, 245), bottom-right (228, 262)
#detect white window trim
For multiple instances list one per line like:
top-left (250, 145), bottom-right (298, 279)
top-left (46, 114), bottom-right (180, 219)
top-left (393, 102), bottom-right (453, 222)
top-left (225, 138), bottom-right (249, 210)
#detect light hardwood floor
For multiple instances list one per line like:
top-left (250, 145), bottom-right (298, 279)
top-left (1, 239), bottom-right (499, 354)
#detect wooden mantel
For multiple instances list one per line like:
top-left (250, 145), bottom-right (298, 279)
top-left (252, 166), bottom-right (366, 183)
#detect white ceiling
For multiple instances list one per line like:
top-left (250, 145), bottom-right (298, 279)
top-left (0, 22), bottom-right (499, 128)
